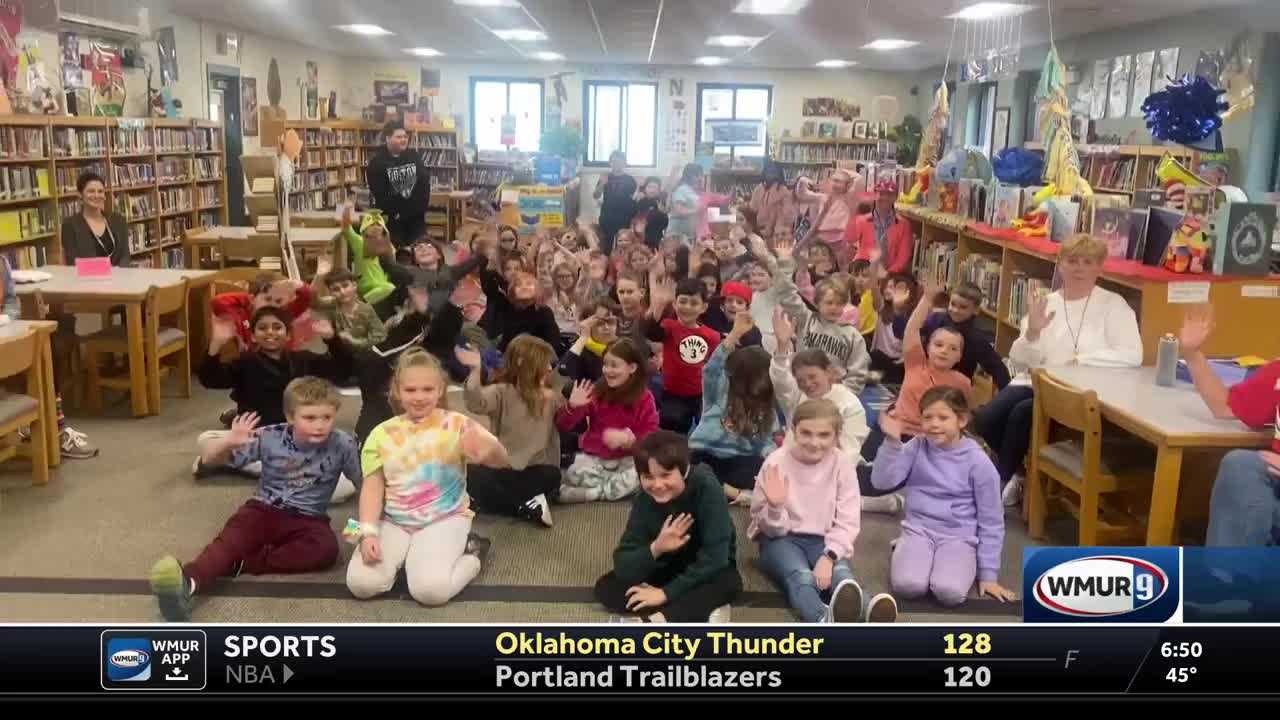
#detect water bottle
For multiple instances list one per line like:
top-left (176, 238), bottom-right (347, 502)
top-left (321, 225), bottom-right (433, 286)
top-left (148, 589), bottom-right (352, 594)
top-left (1156, 333), bottom-right (1178, 387)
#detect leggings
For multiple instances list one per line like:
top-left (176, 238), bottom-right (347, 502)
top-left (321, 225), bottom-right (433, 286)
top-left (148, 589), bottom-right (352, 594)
top-left (691, 450), bottom-right (764, 491)
top-left (890, 525), bottom-right (977, 607)
top-left (346, 515), bottom-right (478, 606)
top-left (468, 465), bottom-right (561, 516)
top-left (975, 384), bottom-right (1035, 484)
top-left (659, 392), bottom-right (701, 433)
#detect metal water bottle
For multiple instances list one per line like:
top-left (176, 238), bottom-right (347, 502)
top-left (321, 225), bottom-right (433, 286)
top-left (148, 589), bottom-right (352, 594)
top-left (1156, 333), bottom-right (1179, 387)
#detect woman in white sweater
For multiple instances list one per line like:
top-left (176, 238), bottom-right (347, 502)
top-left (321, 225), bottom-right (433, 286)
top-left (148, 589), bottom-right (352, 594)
top-left (976, 233), bottom-right (1143, 505)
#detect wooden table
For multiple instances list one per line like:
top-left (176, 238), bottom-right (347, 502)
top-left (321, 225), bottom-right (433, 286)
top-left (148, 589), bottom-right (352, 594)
top-left (1045, 365), bottom-right (1272, 545)
top-left (14, 266), bottom-right (217, 418)
top-left (0, 320), bottom-right (59, 469)
top-left (186, 226), bottom-right (344, 275)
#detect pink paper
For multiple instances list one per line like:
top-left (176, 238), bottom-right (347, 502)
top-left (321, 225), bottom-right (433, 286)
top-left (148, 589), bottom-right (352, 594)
top-left (76, 257), bottom-right (112, 278)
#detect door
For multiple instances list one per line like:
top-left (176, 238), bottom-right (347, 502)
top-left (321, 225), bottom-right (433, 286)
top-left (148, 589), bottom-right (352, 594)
top-left (209, 70), bottom-right (245, 225)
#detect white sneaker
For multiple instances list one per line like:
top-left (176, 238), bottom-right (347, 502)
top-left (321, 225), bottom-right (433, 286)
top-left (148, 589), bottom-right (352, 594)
top-left (826, 578), bottom-right (864, 623)
top-left (520, 493), bottom-right (554, 527)
top-left (861, 494), bottom-right (903, 515)
top-left (1002, 474), bottom-right (1024, 508)
top-left (60, 426), bottom-right (98, 459)
top-left (867, 593), bottom-right (899, 623)
top-left (330, 474), bottom-right (357, 504)
top-left (707, 604), bottom-right (732, 623)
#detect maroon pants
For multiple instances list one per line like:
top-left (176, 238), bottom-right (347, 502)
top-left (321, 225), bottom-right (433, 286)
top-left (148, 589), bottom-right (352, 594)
top-left (186, 500), bottom-right (339, 589)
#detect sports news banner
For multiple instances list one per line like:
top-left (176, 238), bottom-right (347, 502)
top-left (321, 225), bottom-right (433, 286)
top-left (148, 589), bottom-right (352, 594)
top-left (3, 546), bottom-right (1280, 698)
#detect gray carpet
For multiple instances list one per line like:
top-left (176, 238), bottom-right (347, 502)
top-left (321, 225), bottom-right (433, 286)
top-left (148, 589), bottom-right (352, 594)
top-left (0, 381), bottom-right (1034, 623)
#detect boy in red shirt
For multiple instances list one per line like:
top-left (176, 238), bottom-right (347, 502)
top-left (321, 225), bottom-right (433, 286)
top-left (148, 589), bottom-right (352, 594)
top-left (211, 272), bottom-right (315, 350)
top-left (646, 276), bottom-right (721, 433)
top-left (1180, 306), bottom-right (1280, 546)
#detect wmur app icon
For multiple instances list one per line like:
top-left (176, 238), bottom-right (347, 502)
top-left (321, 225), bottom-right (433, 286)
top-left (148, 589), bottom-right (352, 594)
top-left (1023, 547), bottom-right (1181, 622)
top-left (105, 638), bottom-right (152, 682)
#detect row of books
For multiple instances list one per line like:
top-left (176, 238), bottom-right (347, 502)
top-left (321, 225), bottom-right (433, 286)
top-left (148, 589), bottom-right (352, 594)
top-left (958, 254), bottom-right (1001, 313)
top-left (920, 241), bottom-right (958, 290)
top-left (198, 210), bottom-right (221, 228)
top-left (425, 168), bottom-right (457, 191)
top-left (59, 198), bottom-right (83, 216)
top-left (422, 150), bottom-right (454, 166)
top-left (132, 248), bottom-right (186, 268)
top-left (325, 188), bottom-right (346, 207)
top-left (288, 191), bottom-right (323, 213)
top-left (360, 130), bottom-right (380, 146)
top-left (332, 130), bottom-right (357, 146)
top-left (195, 128), bottom-right (223, 152)
top-left (0, 206), bottom-right (57, 240)
top-left (305, 170), bottom-right (327, 190)
top-left (115, 193), bottom-right (155, 220)
top-left (0, 166), bottom-right (51, 200)
top-left (2, 244), bottom-right (50, 270)
top-left (1086, 156), bottom-right (1136, 192)
top-left (159, 187), bottom-right (192, 214)
top-left (197, 185), bottom-right (221, 208)
top-left (160, 216), bottom-right (191, 244)
top-left (56, 163), bottom-right (105, 193)
top-left (158, 157), bottom-right (191, 183)
top-left (339, 149), bottom-right (355, 164)
top-left (462, 167), bottom-right (514, 187)
top-left (325, 149), bottom-right (342, 165)
top-left (0, 127), bottom-right (48, 159)
top-left (776, 142), bottom-right (877, 164)
top-left (1007, 273), bottom-right (1048, 327)
top-left (127, 223), bottom-right (154, 254)
top-left (326, 169), bottom-right (341, 186)
top-left (195, 157), bottom-right (222, 181)
top-left (112, 163), bottom-right (156, 189)
top-left (52, 128), bottom-right (106, 158)
top-left (343, 166), bottom-right (360, 183)
top-left (155, 128), bottom-right (192, 153)
top-left (415, 135), bottom-right (457, 149)
top-left (112, 128), bottom-right (152, 154)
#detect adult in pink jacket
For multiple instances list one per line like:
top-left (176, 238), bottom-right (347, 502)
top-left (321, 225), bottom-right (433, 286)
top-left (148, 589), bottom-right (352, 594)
top-left (849, 179), bottom-right (915, 274)
top-left (793, 168), bottom-right (865, 266)
top-left (748, 163), bottom-right (796, 243)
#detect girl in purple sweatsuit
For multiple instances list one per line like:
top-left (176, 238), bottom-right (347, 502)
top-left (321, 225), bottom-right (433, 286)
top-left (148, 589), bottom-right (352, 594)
top-left (870, 386), bottom-right (1017, 607)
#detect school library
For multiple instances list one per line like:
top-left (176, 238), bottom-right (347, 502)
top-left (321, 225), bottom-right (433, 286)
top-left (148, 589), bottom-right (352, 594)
top-left (0, 0), bottom-right (1278, 628)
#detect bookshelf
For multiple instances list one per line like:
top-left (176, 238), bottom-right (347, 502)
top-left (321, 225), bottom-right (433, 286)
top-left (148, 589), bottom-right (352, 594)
top-left (1022, 143), bottom-right (1196, 201)
top-left (0, 117), bottom-right (56, 267)
top-left (708, 168), bottom-right (761, 202)
top-left (408, 125), bottom-right (459, 192)
top-left (281, 120), bottom-right (373, 213)
top-left (777, 137), bottom-right (880, 164)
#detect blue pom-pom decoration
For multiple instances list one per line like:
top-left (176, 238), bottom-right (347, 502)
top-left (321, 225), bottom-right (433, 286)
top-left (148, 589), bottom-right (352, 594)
top-left (1141, 74), bottom-right (1229, 145)
top-left (992, 148), bottom-right (1044, 186)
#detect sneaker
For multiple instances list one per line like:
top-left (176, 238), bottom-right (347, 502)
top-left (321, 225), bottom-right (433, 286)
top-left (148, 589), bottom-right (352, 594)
top-left (230, 559), bottom-right (245, 578)
top-left (867, 593), bottom-right (899, 623)
top-left (609, 615), bottom-right (645, 623)
top-left (191, 455), bottom-right (218, 479)
top-left (827, 578), bottom-right (864, 623)
top-left (59, 426), bottom-right (98, 459)
top-left (707, 604), bottom-right (732, 623)
top-left (149, 555), bottom-right (194, 622)
top-left (1002, 474), bottom-right (1024, 508)
top-left (464, 533), bottom-right (492, 565)
top-left (516, 494), bottom-right (554, 528)
top-left (861, 494), bottom-right (904, 515)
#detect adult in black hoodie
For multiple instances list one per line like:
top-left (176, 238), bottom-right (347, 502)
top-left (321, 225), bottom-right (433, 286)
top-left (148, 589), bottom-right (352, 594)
top-left (365, 119), bottom-right (431, 251)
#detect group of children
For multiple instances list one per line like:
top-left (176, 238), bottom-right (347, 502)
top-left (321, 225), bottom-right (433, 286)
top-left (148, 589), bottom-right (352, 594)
top-left (149, 166), bottom-right (1021, 624)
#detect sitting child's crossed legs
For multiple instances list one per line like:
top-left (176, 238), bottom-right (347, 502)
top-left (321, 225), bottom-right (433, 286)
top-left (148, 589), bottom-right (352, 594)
top-left (890, 527), bottom-right (977, 607)
top-left (346, 515), bottom-right (479, 606)
top-left (559, 454), bottom-right (638, 503)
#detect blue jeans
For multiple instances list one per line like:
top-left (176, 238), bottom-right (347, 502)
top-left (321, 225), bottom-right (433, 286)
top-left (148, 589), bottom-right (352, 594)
top-left (1207, 449), bottom-right (1280, 547)
top-left (758, 533), bottom-right (856, 623)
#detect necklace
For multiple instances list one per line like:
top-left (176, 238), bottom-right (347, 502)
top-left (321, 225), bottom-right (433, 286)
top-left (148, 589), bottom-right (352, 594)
top-left (1062, 288), bottom-right (1094, 365)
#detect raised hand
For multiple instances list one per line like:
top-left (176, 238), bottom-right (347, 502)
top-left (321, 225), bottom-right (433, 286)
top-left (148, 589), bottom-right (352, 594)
top-left (1178, 304), bottom-right (1214, 354)
top-left (774, 234), bottom-right (796, 261)
top-left (761, 464), bottom-right (789, 508)
top-left (311, 316), bottom-right (335, 340)
top-left (729, 306), bottom-right (755, 340)
top-left (879, 409), bottom-right (905, 442)
top-left (1025, 294), bottom-right (1056, 337)
top-left (227, 412), bottom-right (261, 446)
top-left (922, 279), bottom-right (946, 305)
top-left (651, 513), bottom-right (694, 556)
top-left (209, 315), bottom-right (238, 351)
top-left (460, 422), bottom-right (502, 465)
top-left (568, 379), bottom-right (594, 409)
top-left (772, 306), bottom-right (795, 350)
top-left (649, 275), bottom-right (675, 315)
top-left (454, 344), bottom-right (482, 370)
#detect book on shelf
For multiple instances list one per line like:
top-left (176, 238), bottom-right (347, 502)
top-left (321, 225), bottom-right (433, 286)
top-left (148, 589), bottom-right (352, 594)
top-left (126, 222), bottom-right (153, 254)
top-left (198, 210), bottom-right (221, 228)
top-left (1212, 202), bottom-right (1276, 276)
top-left (1008, 272), bottom-right (1049, 327)
top-left (195, 127), bottom-right (223, 152)
top-left (161, 247), bottom-right (185, 268)
top-left (2, 243), bottom-right (49, 270)
top-left (1046, 198), bottom-right (1080, 244)
top-left (51, 127), bottom-right (106, 157)
top-left (115, 192), bottom-right (155, 219)
top-left (195, 157), bottom-right (222, 181)
top-left (159, 187), bottom-right (193, 213)
top-left (0, 206), bottom-right (57, 240)
top-left (57, 162), bottom-right (106, 193)
top-left (1133, 189), bottom-right (1167, 209)
top-left (196, 185), bottom-right (221, 207)
top-left (158, 156), bottom-right (192, 182)
top-left (0, 166), bottom-right (50, 200)
top-left (988, 183), bottom-right (1022, 229)
top-left (112, 127), bottom-right (152, 154)
top-left (418, 133), bottom-right (457, 149)
top-left (1093, 157), bottom-right (1135, 191)
top-left (0, 127), bottom-right (48, 159)
top-left (1144, 207), bottom-right (1183, 267)
top-left (1125, 208), bottom-right (1150, 261)
top-left (327, 169), bottom-right (340, 186)
top-left (1091, 206), bottom-right (1133, 258)
top-left (463, 167), bottom-right (514, 187)
top-left (922, 240), bottom-right (958, 288)
top-left (112, 163), bottom-right (156, 188)
top-left (958, 254), bottom-right (1001, 313)
top-left (160, 216), bottom-right (192, 244)
top-left (59, 198), bottom-right (83, 216)
top-left (155, 128), bottom-right (192, 152)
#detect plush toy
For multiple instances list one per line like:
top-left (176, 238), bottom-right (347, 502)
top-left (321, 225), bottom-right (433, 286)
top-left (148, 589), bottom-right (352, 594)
top-left (1010, 183), bottom-right (1058, 237)
top-left (900, 165), bottom-right (932, 204)
top-left (1163, 215), bottom-right (1211, 273)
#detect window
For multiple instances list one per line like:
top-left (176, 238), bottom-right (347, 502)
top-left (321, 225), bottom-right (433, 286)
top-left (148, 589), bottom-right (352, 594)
top-left (966, 82), bottom-right (997, 154)
top-left (695, 83), bottom-right (772, 162)
top-left (470, 77), bottom-right (544, 153)
top-left (584, 81), bottom-right (658, 167)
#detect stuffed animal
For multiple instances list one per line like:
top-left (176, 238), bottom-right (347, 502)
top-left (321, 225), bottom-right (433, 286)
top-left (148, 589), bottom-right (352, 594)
top-left (1163, 215), bottom-right (1211, 273)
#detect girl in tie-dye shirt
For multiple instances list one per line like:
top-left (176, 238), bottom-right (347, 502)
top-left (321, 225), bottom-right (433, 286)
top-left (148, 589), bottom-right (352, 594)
top-left (346, 348), bottom-right (510, 606)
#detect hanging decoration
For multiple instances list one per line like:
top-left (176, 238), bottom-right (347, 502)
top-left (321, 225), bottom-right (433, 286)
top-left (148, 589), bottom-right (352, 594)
top-left (1219, 31), bottom-right (1257, 122)
top-left (1140, 74), bottom-right (1228, 150)
top-left (1036, 45), bottom-right (1091, 198)
top-left (902, 18), bottom-right (956, 203)
top-left (959, 8), bottom-right (1022, 83)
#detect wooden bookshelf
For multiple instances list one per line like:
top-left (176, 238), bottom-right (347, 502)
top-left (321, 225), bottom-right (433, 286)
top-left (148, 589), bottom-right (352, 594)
top-left (0, 116), bottom-right (57, 266)
top-left (777, 136), bottom-right (881, 165)
top-left (901, 205), bottom-right (1280, 367)
top-left (1022, 142), bottom-right (1197, 200)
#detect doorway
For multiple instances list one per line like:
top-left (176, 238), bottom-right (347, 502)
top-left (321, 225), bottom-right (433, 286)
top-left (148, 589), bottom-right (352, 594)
top-left (209, 65), bottom-right (245, 225)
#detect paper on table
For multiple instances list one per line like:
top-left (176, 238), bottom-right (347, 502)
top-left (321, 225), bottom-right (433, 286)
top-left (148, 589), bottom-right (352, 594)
top-left (1167, 281), bottom-right (1210, 304)
top-left (75, 257), bottom-right (112, 279)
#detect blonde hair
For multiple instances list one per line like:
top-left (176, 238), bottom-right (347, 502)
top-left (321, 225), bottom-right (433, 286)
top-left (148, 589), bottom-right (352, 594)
top-left (284, 376), bottom-right (342, 417)
top-left (1061, 233), bottom-right (1107, 263)
top-left (496, 335), bottom-right (555, 417)
top-left (390, 348), bottom-right (448, 413)
top-left (792, 397), bottom-right (842, 435)
top-left (814, 277), bottom-right (850, 305)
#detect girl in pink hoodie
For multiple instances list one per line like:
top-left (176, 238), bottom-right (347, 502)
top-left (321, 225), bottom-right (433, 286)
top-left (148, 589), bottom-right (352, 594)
top-left (750, 399), bottom-right (898, 623)
top-left (555, 338), bottom-right (659, 503)
top-left (794, 169), bottom-right (865, 266)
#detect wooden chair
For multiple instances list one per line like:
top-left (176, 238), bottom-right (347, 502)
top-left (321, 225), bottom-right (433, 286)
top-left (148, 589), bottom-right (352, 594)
top-left (0, 329), bottom-right (50, 486)
top-left (82, 280), bottom-right (191, 414)
top-left (1027, 369), bottom-right (1153, 546)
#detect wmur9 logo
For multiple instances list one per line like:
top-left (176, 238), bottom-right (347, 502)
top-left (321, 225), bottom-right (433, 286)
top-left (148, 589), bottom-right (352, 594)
top-left (1023, 547), bottom-right (1181, 623)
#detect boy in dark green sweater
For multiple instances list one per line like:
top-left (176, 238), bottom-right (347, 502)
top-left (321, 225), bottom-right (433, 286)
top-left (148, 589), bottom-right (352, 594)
top-left (594, 430), bottom-right (741, 622)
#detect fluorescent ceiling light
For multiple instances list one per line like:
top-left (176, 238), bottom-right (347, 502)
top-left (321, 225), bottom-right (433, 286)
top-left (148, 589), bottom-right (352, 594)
top-left (531, 51), bottom-right (564, 61)
top-left (946, 3), bottom-right (1033, 20)
top-left (334, 24), bottom-right (393, 36)
top-left (707, 35), bottom-right (763, 47)
top-left (493, 28), bottom-right (546, 42)
top-left (404, 47), bottom-right (443, 57)
top-left (453, 0), bottom-right (520, 6)
top-left (733, 0), bottom-right (809, 14)
top-left (695, 56), bottom-right (728, 66)
top-left (815, 59), bottom-right (856, 68)
top-left (862, 38), bottom-right (919, 50)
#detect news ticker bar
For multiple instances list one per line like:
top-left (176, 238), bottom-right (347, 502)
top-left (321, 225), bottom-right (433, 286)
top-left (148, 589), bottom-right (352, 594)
top-left (1, 625), bottom-right (1278, 696)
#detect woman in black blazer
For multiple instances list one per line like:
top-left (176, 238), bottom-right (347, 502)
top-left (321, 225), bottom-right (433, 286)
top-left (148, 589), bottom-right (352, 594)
top-left (60, 172), bottom-right (129, 267)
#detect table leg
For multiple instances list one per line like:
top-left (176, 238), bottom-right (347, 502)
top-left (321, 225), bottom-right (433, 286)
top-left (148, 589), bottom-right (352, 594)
top-left (38, 330), bottom-right (60, 468)
top-left (1146, 445), bottom-right (1185, 546)
top-left (125, 302), bottom-right (149, 417)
